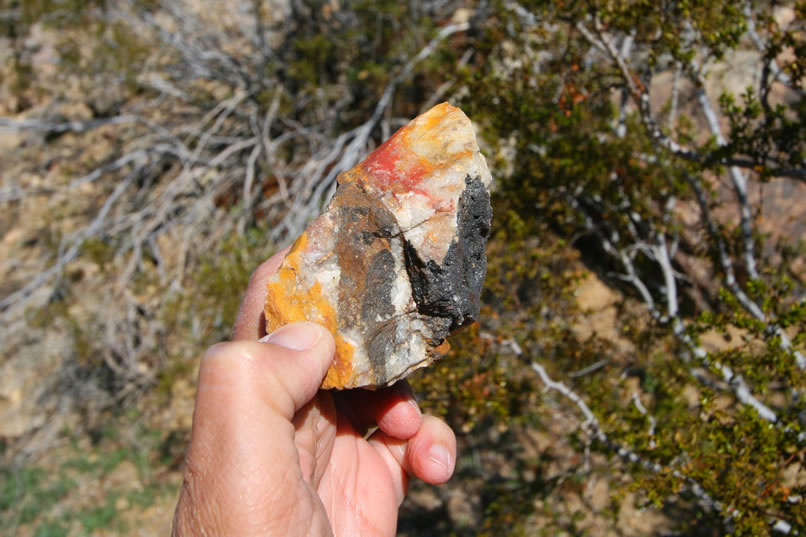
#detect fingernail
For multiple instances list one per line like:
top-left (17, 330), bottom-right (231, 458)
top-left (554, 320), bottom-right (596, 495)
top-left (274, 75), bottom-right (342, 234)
top-left (428, 444), bottom-right (453, 475)
top-left (261, 322), bottom-right (324, 351)
top-left (408, 399), bottom-right (423, 417)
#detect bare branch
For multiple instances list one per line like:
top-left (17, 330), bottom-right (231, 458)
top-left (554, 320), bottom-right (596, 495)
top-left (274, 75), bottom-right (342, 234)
top-left (0, 171), bottom-right (139, 316)
top-left (695, 77), bottom-right (759, 280)
top-left (631, 393), bottom-right (657, 448)
top-left (744, 2), bottom-right (803, 95)
top-left (574, 14), bottom-right (806, 373)
top-left (576, 18), bottom-right (806, 181)
top-left (569, 195), bottom-right (780, 422)
top-left (529, 360), bottom-right (722, 514)
top-left (0, 115), bottom-right (138, 134)
top-left (686, 174), bottom-right (806, 371)
top-left (569, 359), bottom-right (609, 378)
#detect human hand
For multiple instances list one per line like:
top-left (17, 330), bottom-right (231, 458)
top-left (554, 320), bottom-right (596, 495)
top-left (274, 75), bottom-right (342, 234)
top-left (172, 249), bottom-right (457, 536)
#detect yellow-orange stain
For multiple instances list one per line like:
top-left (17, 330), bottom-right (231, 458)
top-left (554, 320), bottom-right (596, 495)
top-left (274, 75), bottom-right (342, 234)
top-left (264, 232), bottom-right (355, 389)
top-left (406, 103), bottom-right (473, 159)
top-left (418, 102), bottom-right (454, 131)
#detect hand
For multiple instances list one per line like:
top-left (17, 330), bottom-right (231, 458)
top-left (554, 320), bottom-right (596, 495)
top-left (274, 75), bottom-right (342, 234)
top-left (172, 250), bottom-right (457, 536)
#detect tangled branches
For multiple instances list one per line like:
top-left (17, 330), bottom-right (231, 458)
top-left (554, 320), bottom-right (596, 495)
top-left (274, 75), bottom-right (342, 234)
top-left (0, 0), bottom-right (472, 415)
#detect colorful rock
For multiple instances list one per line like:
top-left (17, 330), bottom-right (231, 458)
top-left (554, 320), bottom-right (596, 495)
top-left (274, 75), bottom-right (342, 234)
top-left (264, 103), bottom-right (492, 388)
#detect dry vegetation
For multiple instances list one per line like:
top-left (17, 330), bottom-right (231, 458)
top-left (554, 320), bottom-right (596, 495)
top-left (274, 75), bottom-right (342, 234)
top-left (1, 0), bottom-right (806, 535)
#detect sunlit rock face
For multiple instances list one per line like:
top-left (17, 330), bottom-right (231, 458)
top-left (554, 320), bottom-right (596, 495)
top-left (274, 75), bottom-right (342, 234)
top-left (264, 103), bottom-right (492, 389)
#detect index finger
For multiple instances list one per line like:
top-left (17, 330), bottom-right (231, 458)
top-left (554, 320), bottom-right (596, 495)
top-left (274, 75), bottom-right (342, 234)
top-left (231, 245), bottom-right (291, 340)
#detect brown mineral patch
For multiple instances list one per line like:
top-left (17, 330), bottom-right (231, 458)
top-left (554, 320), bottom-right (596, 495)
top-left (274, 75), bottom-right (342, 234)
top-left (432, 340), bottom-right (451, 356)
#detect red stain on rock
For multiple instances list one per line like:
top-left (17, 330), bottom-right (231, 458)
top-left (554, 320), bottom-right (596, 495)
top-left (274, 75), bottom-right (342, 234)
top-left (361, 132), bottom-right (432, 198)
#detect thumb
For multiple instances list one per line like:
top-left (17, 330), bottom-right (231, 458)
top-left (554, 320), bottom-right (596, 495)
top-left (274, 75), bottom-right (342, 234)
top-left (257, 322), bottom-right (337, 417)
top-left (173, 322), bottom-right (335, 536)
top-left (199, 321), bottom-right (335, 422)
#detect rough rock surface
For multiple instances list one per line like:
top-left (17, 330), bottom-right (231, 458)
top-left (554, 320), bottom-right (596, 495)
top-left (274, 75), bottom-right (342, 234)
top-left (264, 103), bottom-right (492, 389)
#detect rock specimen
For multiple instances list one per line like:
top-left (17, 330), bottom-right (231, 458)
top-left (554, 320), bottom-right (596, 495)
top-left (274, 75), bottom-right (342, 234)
top-left (264, 103), bottom-right (492, 389)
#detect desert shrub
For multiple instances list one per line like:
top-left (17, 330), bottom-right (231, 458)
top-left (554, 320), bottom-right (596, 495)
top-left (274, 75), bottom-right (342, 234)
top-left (414, 1), bottom-right (806, 534)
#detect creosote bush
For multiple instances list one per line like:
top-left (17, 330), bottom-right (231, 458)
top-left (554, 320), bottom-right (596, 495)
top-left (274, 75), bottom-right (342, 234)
top-left (425, 1), bottom-right (805, 534)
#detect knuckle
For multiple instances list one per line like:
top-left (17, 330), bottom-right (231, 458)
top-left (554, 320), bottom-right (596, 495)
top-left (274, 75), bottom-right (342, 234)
top-left (203, 341), bottom-right (233, 359)
top-left (204, 341), bottom-right (250, 362)
top-left (200, 342), bottom-right (261, 382)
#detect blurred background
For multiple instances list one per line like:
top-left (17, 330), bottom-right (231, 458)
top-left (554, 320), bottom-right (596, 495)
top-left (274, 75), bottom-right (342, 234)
top-left (1, 1), bottom-right (805, 535)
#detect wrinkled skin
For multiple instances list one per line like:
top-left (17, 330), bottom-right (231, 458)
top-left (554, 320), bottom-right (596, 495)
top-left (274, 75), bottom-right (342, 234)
top-left (172, 248), bottom-right (457, 536)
